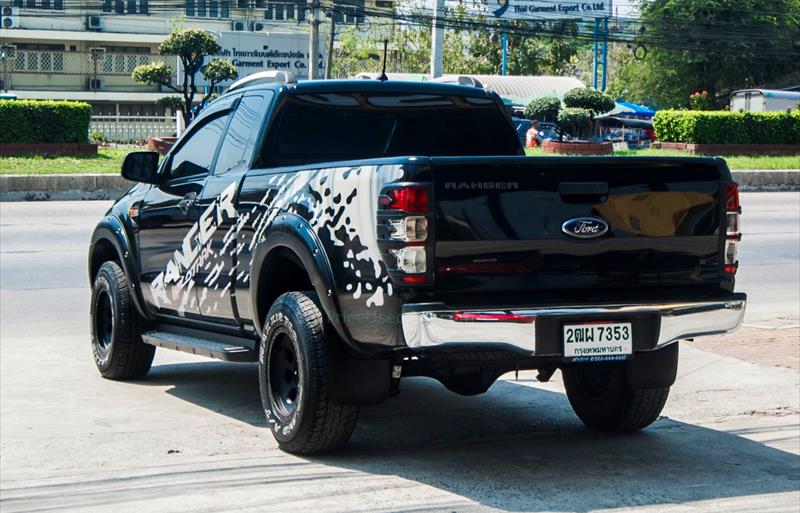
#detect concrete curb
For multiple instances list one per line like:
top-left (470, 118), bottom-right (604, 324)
top-left (1, 169), bottom-right (798, 201)
top-left (0, 174), bottom-right (132, 201)
top-left (732, 170), bottom-right (800, 191)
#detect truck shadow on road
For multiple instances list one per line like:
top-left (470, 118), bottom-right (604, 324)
top-left (146, 361), bottom-right (800, 512)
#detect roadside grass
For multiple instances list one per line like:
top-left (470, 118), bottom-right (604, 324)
top-left (524, 147), bottom-right (800, 170)
top-left (0, 147), bottom-right (133, 175)
top-left (1, 146), bottom-right (797, 174)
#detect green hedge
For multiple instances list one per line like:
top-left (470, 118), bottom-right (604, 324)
top-left (0, 100), bottom-right (92, 144)
top-left (653, 110), bottom-right (800, 145)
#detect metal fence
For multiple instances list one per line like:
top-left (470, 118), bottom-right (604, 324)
top-left (10, 50), bottom-right (173, 78)
top-left (90, 115), bottom-right (176, 143)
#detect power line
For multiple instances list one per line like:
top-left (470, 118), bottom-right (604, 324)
top-left (8, 0), bottom-right (800, 57)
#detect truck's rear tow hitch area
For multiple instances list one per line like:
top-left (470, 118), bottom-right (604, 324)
top-left (392, 343), bottom-right (679, 397)
top-left (394, 348), bottom-right (567, 396)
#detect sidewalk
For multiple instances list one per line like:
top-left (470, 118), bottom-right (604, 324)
top-left (692, 325), bottom-right (800, 371)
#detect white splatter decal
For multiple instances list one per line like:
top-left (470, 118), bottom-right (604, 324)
top-left (150, 181), bottom-right (237, 314)
top-left (148, 164), bottom-right (404, 315)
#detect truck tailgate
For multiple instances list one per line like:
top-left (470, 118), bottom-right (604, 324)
top-left (431, 157), bottom-right (728, 298)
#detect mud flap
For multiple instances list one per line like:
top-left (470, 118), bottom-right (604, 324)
top-left (328, 352), bottom-right (392, 405)
top-left (627, 342), bottom-right (679, 389)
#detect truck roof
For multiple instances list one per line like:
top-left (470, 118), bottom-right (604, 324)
top-left (228, 78), bottom-right (497, 100)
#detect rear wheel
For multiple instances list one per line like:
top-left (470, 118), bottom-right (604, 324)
top-left (90, 261), bottom-right (154, 380)
top-left (259, 291), bottom-right (358, 454)
top-left (563, 361), bottom-right (669, 432)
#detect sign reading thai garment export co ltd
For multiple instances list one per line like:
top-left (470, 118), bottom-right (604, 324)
top-left (490, 0), bottom-right (612, 20)
top-left (192, 31), bottom-right (326, 87)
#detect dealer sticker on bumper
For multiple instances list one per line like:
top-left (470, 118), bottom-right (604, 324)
top-left (563, 322), bottom-right (633, 359)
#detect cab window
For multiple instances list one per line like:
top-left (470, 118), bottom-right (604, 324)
top-left (214, 93), bottom-right (272, 175)
top-left (164, 113), bottom-right (230, 182)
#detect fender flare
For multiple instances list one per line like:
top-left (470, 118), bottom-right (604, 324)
top-left (89, 215), bottom-right (152, 321)
top-left (249, 212), bottom-right (354, 349)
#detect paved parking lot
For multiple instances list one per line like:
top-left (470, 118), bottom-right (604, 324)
top-left (1, 193), bottom-right (798, 513)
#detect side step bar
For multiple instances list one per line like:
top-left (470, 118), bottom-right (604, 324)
top-left (141, 328), bottom-right (258, 362)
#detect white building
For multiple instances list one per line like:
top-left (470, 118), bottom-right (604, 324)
top-left (0, 0), bottom-right (386, 139)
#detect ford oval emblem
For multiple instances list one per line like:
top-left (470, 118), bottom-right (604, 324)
top-left (561, 217), bottom-right (609, 239)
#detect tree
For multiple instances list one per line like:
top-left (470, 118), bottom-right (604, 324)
top-left (524, 96), bottom-right (561, 121)
top-left (563, 87), bottom-right (614, 137)
top-left (201, 60), bottom-right (239, 92)
top-left (557, 107), bottom-right (592, 139)
top-left (330, 1), bottom-right (592, 78)
top-left (462, 18), bottom-right (589, 76)
top-left (607, 0), bottom-right (800, 108)
top-left (563, 87), bottom-right (615, 115)
top-left (132, 28), bottom-right (238, 124)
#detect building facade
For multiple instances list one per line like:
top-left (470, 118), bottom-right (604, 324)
top-left (0, 0), bottom-right (384, 139)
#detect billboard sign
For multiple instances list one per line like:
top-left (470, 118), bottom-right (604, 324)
top-left (192, 31), bottom-right (325, 87)
top-left (490, 0), bottom-right (612, 20)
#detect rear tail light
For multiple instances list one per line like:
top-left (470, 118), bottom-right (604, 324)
top-left (724, 183), bottom-right (741, 275)
top-left (388, 216), bottom-right (428, 242)
top-left (390, 247), bottom-right (426, 274)
top-left (380, 187), bottom-right (428, 213)
top-left (379, 184), bottom-right (432, 285)
top-left (725, 212), bottom-right (739, 235)
top-left (725, 183), bottom-right (740, 211)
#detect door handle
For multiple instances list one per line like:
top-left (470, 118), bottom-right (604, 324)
top-left (178, 192), bottom-right (196, 213)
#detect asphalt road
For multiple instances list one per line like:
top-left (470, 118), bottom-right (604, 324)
top-left (1, 193), bottom-right (798, 513)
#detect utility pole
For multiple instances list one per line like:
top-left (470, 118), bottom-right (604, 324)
top-left (592, 17), bottom-right (608, 91)
top-left (308, 0), bottom-right (320, 80)
top-left (325, 5), bottom-right (336, 79)
top-left (501, 22), bottom-right (508, 76)
top-left (430, 0), bottom-right (444, 78)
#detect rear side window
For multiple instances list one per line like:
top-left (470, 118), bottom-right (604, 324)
top-left (260, 93), bottom-right (520, 167)
top-left (214, 92), bottom-right (273, 175)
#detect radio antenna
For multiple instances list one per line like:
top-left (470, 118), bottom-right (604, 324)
top-left (378, 39), bottom-right (389, 82)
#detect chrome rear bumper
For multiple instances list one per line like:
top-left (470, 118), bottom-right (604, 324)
top-left (401, 298), bottom-right (746, 354)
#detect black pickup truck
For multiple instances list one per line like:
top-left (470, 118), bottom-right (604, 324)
top-left (89, 78), bottom-right (746, 454)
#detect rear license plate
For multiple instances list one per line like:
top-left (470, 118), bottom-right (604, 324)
top-left (563, 322), bottom-right (633, 359)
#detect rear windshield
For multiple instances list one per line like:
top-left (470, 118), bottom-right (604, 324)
top-left (260, 92), bottom-right (521, 167)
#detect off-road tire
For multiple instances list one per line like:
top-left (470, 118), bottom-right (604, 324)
top-left (563, 362), bottom-right (669, 432)
top-left (259, 291), bottom-right (359, 454)
top-left (90, 261), bottom-right (154, 380)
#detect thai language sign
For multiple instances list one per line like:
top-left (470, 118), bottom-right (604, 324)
top-left (193, 31), bottom-right (325, 86)
top-left (490, 0), bottom-right (612, 19)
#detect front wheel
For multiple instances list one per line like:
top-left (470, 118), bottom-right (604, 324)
top-left (90, 261), bottom-right (154, 380)
top-left (563, 361), bottom-right (669, 432)
top-left (259, 292), bottom-right (358, 454)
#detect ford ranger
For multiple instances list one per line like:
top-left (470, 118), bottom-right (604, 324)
top-left (88, 78), bottom-right (746, 454)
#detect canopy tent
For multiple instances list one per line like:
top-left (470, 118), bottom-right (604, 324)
top-left (599, 116), bottom-right (654, 129)
top-left (600, 100), bottom-right (656, 119)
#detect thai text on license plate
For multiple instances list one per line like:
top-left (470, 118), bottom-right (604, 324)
top-left (563, 322), bottom-right (633, 358)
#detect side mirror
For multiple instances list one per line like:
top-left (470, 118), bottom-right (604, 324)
top-left (121, 151), bottom-right (160, 184)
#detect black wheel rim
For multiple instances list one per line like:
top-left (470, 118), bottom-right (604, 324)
top-left (94, 288), bottom-right (114, 354)
top-left (268, 333), bottom-right (300, 418)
